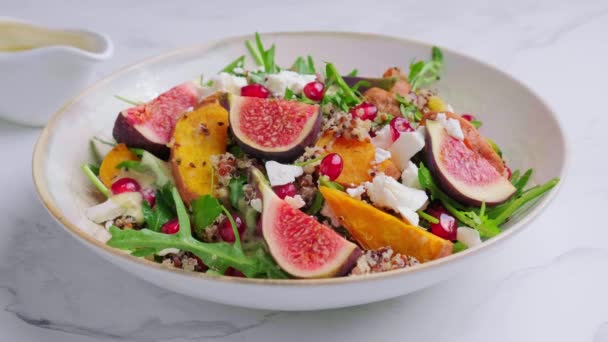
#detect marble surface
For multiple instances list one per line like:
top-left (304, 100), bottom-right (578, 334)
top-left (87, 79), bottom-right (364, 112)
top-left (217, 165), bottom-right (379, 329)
top-left (1, 0), bottom-right (607, 340)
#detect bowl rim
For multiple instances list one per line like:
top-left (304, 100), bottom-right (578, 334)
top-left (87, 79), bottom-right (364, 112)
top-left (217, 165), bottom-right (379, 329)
top-left (32, 30), bottom-right (569, 286)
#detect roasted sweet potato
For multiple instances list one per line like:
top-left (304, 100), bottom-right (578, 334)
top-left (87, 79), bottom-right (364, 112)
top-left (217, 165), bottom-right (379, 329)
top-left (170, 102), bottom-right (229, 205)
top-left (99, 143), bottom-right (139, 188)
top-left (315, 133), bottom-right (399, 186)
top-left (320, 186), bottom-right (453, 262)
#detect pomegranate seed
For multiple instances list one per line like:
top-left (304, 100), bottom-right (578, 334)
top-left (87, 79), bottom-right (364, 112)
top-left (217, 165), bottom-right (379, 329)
top-left (427, 206), bottom-right (457, 241)
top-left (461, 114), bottom-right (474, 122)
top-left (225, 267), bottom-right (246, 277)
top-left (320, 153), bottom-right (344, 181)
top-left (141, 188), bottom-right (156, 207)
top-left (272, 183), bottom-right (298, 199)
top-left (303, 81), bottom-right (325, 101)
top-left (389, 117), bottom-right (414, 142)
top-left (111, 177), bottom-right (141, 195)
top-left (241, 84), bottom-right (270, 98)
top-left (218, 214), bottom-right (246, 243)
top-left (161, 218), bottom-right (180, 235)
top-left (350, 102), bottom-right (378, 121)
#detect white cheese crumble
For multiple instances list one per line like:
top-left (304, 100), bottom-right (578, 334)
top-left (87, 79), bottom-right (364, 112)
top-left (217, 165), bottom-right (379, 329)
top-left (374, 147), bottom-right (392, 164)
top-left (401, 161), bottom-right (422, 189)
top-left (436, 112), bottom-right (464, 140)
top-left (388, 130), bottom-right (425, 171)
top-left (371, 125), bottom-right (393, 150)
top-left (250, 198), bottom-right (262, 212)
top-left (457, 227), bottom-right (482, 247)
top-left (85, 192), bottom-right (144, 224)
top-left (202, 72), bottom-right (247, 96)
top-left (320, 203), bottom-right (341, 227)
top-left (346, 185), bottom-right (366, 200)
top-left (363, 173), bottom-right (428, 226)
top-left (284, 195), bottom-right (306, 209)
top-left (265, 70), bottom-right (316, 97)
top-left (265, 161), bottom-right (304, 186)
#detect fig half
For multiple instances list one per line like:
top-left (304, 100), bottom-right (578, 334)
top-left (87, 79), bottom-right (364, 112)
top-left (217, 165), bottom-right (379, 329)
top-left (252, 168), bottom-right (361, 278)
top-left (425, 120), bottom-right (516, 206)
top-left (113, 82), bottom-right (202, 159)
top-left (227, 95), bottom-right (321, 162)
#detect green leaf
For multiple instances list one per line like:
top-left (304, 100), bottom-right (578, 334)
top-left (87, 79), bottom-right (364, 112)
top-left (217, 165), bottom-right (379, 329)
top-left (491, 178), bottom-right (559, 225)
top-left (453, 241), bottom-right (468, 253)
top-left (228, 144), bottom-right (245, 158)
top-left (292, 55), bottom-right (316, 74)
top-left (417, 210), bottom-right (439, 224)
top-left (248, 71), bottom-right (266, 85)
top-left (129, 148), bottom-right (145, 157)
top-left (93, 136), bottom-right (116, 147)
top-left (192, 195), bottom-right (222, 232)
top-left (116, 160), bottom-right (147, 172)
top-left (89, 140), bottom-right (103, 166)
top-left (307, 55), bottom-right (316, 74)
top-left (81, 164), bottom-right (110, 197)
top-left (470, 120), bottom-right (482, 129)
top-left (220, 205), bottom-right (242, 251)
top-left (319, 176), bottom-right (345, 191)
top-left (486, 138), bottom-right (502, 158)
top-left (107, 185), bottom-right (287, 278)
top-left (346, 68), bottom-right (358, 77)
top-left (395, 94), bottom-right (422, 122)
top-left (142, 199), bottom-right (173, 233)
top-left (228, 175), bottom-right (247, 209)
top-left (221, 55), bottom-right (245, 74)
top-left (156, 184), bottom-right (176, 213)
top-left (245, 40), bottom-right (264, 66)
top-left (408, 46), bottom-right (444, 91)
top-left (306, 191), bottom-right (324, 215)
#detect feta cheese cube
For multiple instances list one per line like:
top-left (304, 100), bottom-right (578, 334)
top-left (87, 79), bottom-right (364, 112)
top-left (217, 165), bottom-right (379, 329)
top-left (202, 72), bottom-right (247, 96)
top-left (374, 147), bottom-right (391, 164)
top-left (265, 161), bottom-right (304, 186)
top-left (401, 161), bottom-right (422, 189)
top-left (388, 130), bottom-right (425, 171)
top-left (284, 195), bottom-right (306, 209)
top-left (363, 173), bottom-right (428, 226)
top-left (436, 113), bottom-right (464, 140)
top-left (250, 198), bottom-right (262, 212)
top-left (264, 70), bottom-right (316, 97)
top-left (457, 227), bottom-right (482, 247)
top-left (371, 125), bottom-right (393, 149)
top-left (346, 185), bottom-right (365, 199)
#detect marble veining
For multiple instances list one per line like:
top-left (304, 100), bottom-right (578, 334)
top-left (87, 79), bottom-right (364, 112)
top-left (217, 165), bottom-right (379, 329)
top-left (1, 0), bottom-right (607, 340)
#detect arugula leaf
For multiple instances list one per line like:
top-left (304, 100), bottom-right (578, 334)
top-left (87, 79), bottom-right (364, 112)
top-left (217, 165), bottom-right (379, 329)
top-left (396, 94), bottom-right (423, 122)
top-left (192, 195), bottom-right (223, 232)
top-left (408, 46), bottom-right (444, 91)
top-left (245, 40), bottom-right (264, 66)
top-left (88, 164), bottom-right (100, 176)
top-left (156, 184), bottom-right (176, 213)
top-left (417, 210), bottom-right (439, 224)
top-left (228, 175), bottom-right (247, 209)
top-left (322, 63), bottom-right (362, 111)
top-left (306, 191), bottom-right (324, 215)
top-left (245, 33), bottom-right (279, 74)
top-left (116, 160), bottom-right (147, 172)
top-left (453, 241), bottom-right (468, 253)
top-left (81, 164), bottom-right (110, 197)
top-left (107, 187), bottom-right (286, 278)
top-left (491, 178), bottom-right (559, 225)
top-left (89, 140), bottom-right (103, 166)
top-left (347, 68), bottom-right (358, 77)
top-left (319, 176), bottom-right (345, 191)
top-left (129, 148), bottom-right (145, 157)
top-left (228, 144), bottom-right (245, 158)
top-left (221, 55), bottom-right (245, 74)
top-left (142, 199), bottom-right (173, 232)
top-left (248, 71), bottom-right (266, 85)
top-left (93, 136), bottom-right (116, 147)
top-left (292, 55), bottom-right (316, 74)
top-left (470, 120), bottom-right (482, 129)
top-left (486, 138), bottom-right (502, 158)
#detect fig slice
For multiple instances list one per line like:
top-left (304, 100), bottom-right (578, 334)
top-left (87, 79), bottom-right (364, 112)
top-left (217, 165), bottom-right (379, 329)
top-left (251, 168), bottom-right (361, 278)
top-left (425, 120), bottom-right (516, 206)
top-left (113, 82), bottom-right (202, 159)
top-left (227, 95), bottom-right (321, 162)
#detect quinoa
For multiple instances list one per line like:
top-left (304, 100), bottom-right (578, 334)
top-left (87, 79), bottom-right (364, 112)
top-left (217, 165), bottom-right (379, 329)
top-left (112, 215), bottom-right (139, 230)
top-left (296, 174), bottom-right (317, 204)
top-left (160, 251), bottom-right (207, 272)
top-left (210, 153), bottom-right (237, 186)
top-left (349, 247), bottom-right (419, 275)
top-left (321, 111), bottom-right (371, 141)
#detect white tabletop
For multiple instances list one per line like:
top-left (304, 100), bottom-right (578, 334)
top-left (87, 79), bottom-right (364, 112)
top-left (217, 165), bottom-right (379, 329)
top-left (1, 0), bottom-right (606, 341)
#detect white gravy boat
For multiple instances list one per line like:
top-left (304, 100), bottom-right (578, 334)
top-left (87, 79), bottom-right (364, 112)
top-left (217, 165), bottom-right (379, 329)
top-left (0, 17), bottom-right (113, 127)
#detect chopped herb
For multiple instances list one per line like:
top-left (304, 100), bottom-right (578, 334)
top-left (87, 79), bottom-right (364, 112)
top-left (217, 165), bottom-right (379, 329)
top-left (396, 94), bottom-right (422, 122)
top-left (81, 164), bottom-right (110, 197)
top-left (408, 46), bottom-right (444, 91)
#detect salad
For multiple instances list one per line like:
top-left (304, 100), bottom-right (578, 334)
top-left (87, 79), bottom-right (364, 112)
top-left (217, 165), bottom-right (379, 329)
top-left (82, 33), bottom-right (559, 279)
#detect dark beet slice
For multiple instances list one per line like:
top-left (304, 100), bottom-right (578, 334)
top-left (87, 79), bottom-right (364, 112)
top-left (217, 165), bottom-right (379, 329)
top-left (425, 120), bottom-right (516, 206)
top-left (251, 168), bottom-right (361, 278)
top-left (112, 82), bottom-right (202, 159)
top-left (226, 95), bottom-right (321, 163)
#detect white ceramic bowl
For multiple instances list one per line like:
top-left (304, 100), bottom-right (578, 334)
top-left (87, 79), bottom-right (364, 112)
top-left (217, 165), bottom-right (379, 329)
top-left (32, 32), bottom-right (567, 311)
top-left (0, 17), bottom-right (113, 127)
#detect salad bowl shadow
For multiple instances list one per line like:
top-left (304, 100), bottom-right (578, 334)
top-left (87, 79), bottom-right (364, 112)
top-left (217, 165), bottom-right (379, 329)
top-left (32, 31), bottom-right (567, 311)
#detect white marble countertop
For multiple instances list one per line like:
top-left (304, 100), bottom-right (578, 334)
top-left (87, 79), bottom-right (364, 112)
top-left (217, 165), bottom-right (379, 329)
top-left (2, 0), bottom-right (607, 340)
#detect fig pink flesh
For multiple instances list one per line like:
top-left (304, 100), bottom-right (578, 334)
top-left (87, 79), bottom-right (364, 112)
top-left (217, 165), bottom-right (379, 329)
top-left (123, 82), bottom-right (200, 143)
top-left (236, 98), bottom-right (317, 148)
top-left (440, 136), bottom-right (501, 186)
top-left (271, 201), bottom-right (348, 272)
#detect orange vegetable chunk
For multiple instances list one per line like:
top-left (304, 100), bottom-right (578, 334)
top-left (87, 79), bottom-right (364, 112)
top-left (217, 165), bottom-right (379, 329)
top-left (99, 143), bottom-right (139, 188)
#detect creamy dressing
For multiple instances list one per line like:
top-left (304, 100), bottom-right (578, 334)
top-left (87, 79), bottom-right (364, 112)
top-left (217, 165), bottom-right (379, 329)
top-left (0, 21), bottom-right (100, 53)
